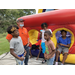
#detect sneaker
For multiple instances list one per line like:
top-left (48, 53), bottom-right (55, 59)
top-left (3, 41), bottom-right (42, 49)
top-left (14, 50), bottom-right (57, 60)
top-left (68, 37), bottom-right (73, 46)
top-left (55, 62), bottom-right (58, 65)
top-left (42, 60), bottom-right (46, 64)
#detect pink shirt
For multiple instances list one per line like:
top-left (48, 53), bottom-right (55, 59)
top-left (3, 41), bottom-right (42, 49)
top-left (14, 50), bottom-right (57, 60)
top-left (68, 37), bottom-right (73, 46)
top-left (45, 40), bottom-right (55, 58)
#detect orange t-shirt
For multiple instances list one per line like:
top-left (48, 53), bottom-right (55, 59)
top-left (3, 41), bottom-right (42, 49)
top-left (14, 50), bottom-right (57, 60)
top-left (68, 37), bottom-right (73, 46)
top-left (6, 27), bottom-right (29, 46)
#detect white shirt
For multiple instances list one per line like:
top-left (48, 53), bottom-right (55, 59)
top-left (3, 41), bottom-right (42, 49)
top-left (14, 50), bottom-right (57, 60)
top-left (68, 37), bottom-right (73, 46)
top-left (40, 29), bottom-right (52, 42)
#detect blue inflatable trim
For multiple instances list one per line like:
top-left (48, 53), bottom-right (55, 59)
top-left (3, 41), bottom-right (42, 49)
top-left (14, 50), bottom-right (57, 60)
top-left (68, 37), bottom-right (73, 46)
top-left (31, 49), bottom-right (44, 58)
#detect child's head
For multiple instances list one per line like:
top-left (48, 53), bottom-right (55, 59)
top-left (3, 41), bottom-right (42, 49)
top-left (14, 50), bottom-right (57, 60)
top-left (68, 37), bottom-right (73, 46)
top-left (7, 25), bottom-right (19, 37)
top-left (44, 31), bottom-right (51, 40)
top-left (61, 30), bottom-right (67, 37)
top-left (41, 23), bottom-right (48, 30)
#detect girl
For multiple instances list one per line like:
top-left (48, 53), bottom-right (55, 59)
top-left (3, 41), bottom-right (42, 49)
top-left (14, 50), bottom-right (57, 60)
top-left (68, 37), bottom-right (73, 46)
top-left (40, 23), bottom-right (53, 63)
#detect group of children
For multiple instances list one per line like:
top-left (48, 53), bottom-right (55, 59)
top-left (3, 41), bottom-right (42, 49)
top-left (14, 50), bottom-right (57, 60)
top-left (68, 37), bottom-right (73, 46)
top-left (7, 22), bottom-right (71, 65)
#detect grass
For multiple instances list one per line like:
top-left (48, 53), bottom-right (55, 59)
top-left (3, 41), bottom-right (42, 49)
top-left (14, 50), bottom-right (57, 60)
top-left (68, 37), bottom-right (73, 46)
top-left (0, 33), bottom-right (10, 55)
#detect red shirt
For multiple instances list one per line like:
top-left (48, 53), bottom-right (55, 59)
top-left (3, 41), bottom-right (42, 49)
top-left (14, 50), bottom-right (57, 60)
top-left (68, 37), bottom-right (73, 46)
top-left (35, 40), bottom-right (42, 49)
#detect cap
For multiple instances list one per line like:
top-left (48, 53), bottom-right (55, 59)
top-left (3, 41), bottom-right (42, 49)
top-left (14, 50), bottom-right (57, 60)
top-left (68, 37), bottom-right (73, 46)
top-left (16, 18), bottom-right (25, 22)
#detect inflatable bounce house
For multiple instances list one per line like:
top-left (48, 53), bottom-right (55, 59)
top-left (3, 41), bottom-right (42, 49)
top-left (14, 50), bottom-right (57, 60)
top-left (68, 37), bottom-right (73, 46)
top-left (18, 9), bottom-right (75, 64)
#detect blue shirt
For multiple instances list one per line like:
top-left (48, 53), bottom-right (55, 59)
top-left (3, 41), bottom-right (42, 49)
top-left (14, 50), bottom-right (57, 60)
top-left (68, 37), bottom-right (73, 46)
top-left (57, 37), bottom-right (71, 47)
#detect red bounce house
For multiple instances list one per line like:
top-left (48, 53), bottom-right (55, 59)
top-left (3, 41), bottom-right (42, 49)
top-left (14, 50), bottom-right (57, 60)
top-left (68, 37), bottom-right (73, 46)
top-left (18, 9), bottom-right (75, 64)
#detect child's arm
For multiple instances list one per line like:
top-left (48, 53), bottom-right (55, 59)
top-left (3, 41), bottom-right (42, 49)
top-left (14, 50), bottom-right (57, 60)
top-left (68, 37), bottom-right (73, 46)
top-left (47, 43), bottom-right (56, 59)
top-left (40, 31), bottom-right (42, 39)
top-left (46, 49), bottom-right (56, 59)
top-left (56, 43), bottom-right (59, 49)
top-left (7, 39), bottom-right (10, 43)
top-left (48, 49), bottom-right (56, 59)
top-left (59, 43), bottom-right (70, 48)
top-left (47, 29), bottom-right (53, 37)
top-left (10, 48), bottom-right (24, 61)
top-left (44, 52), bottom-right (47, 59)
top-left (24, 49), bottom-right (27, 57)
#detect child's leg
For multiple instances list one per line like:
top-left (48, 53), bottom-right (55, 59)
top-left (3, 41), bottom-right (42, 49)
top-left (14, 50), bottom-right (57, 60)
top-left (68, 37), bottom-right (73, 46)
top-left (47, 55), bottom-right (55, 65)
top-left (62, 53), bottom-right (68, 64)
top-left (61, 47), bottom-right (68, 64)
top-left (55, 46), bottom-right (62, 65)
top-left (29, 47), bottom-right (32, 58)
top-left (56, 51), bottom-right (60, 62)
top-left (41, 42), bottom-right (46, 63)
top-left (36, 47), bottom-right (41, 60)
top-left (56, 47), bottom-right (62, 62)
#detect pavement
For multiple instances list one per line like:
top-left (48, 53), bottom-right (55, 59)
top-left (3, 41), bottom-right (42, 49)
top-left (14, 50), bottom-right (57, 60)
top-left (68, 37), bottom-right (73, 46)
top-left (0, 52), bottom-right (74, 65)
top-left (0, 52), bottom-right (46, 65)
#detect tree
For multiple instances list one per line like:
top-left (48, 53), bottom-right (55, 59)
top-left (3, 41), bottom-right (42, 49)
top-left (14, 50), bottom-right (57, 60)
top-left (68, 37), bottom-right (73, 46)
top-left (0, 9), bottom-right (36, 33)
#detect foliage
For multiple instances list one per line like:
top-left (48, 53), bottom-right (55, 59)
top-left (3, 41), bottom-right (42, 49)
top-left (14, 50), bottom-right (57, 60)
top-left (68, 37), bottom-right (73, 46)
top-left (0, 9), bottom-right (36, 33)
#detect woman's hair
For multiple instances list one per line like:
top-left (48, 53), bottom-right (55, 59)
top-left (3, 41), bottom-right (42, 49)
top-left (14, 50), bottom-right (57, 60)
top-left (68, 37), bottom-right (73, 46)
top-left (41, 23), bottom-right (48, 29)
top-left (61, 30), bottom-right (67, 34)
top-left (7, 25), bottom-right (19, 34)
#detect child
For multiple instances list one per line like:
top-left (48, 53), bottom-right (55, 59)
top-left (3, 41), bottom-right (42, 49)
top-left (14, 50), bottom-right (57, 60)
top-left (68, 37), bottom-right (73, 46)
top-left (40, 23), bottom-right (53, 63)
top-left (55, 30), bottom-right (71, 65)
top-left (7, 25), bottom-right (27, 65)
top-left (44, 31), bottom-right (56, 65)
top-left (29, 40), bottom-right (42, 60)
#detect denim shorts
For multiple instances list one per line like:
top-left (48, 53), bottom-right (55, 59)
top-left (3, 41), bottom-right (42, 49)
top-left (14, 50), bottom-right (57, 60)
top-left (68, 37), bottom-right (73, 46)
top-left (15, 56), bottom-right (25, 65)
top-left (47, 55), bottom-right (55, 65)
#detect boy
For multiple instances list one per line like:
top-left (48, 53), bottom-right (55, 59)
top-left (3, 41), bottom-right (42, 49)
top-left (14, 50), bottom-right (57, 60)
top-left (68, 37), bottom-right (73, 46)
top-left (55, 30), bottom-right (71, 65)
top-left (7, 25), bottom-right (27, 65)
top-left (44, 31), bottom-right (56, 65)
top-left (40, 23), bottom-right (53, 63)
top-left (29, 40), bottom-right (42, 60)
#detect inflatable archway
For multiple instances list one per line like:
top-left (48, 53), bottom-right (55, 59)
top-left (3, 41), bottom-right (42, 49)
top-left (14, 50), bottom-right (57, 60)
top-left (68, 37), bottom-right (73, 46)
top-left (18, 9), bottom-right (75, 64)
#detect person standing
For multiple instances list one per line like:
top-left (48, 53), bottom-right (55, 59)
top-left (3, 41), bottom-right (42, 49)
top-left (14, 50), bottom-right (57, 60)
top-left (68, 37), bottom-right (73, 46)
top-left (40, 23), bottom-right (53, 63)
top-left (44, 31), bottom-right (56, 65)
top-left (6, 19), bottom-right (30, 65)
top-left (7, 25), bottom-right (27, 65)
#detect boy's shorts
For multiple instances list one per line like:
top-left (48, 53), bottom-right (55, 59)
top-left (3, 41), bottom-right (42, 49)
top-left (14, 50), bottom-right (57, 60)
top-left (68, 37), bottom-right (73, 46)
top-left (57, 46), bottom-right (69, 54)
top-left (15, 53), bottom-right (25, 65)
top-left (15, 58), bottom-right (24, 65)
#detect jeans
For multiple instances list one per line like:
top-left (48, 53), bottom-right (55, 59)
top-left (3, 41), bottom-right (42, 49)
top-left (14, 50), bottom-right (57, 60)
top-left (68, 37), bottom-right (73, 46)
top-left (24, 45), bottom-right (29, 65)
top-left (47, 55), bottom-right (55, 65)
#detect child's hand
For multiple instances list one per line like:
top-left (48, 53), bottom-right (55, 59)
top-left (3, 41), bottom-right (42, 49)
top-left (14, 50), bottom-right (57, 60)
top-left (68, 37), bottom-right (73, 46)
top-left (44, 54), bottom-right (50, 60)
top-left (19, 57), bottom-right (24, 61)
top-left (27, 43), bottom-right (30, 47)
top-left (59, 43), bottom-right (64, 46)
top-left (24, 49), bottom-right (27, 57)
top-left (56, 45), bottom-right (59, 49)
top-left (24, 51), bottom-right (27, 57)
top-left (44, 54), bottom-right (47, 59)
top-left (46, 55), bottom-right (50, 60)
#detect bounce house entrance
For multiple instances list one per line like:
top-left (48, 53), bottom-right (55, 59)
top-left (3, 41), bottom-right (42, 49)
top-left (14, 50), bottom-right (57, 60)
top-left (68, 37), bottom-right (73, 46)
top-left (28, 29), bottom-right (39, 45)
top-left (55, 31), bottom-right (71, 42)
top-left (51, 28), bottom-right (74, 49)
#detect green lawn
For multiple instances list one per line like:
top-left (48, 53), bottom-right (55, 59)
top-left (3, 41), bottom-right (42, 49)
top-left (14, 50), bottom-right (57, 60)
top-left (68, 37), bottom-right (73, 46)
top-left (0, 33), bottom-right (10, 55)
